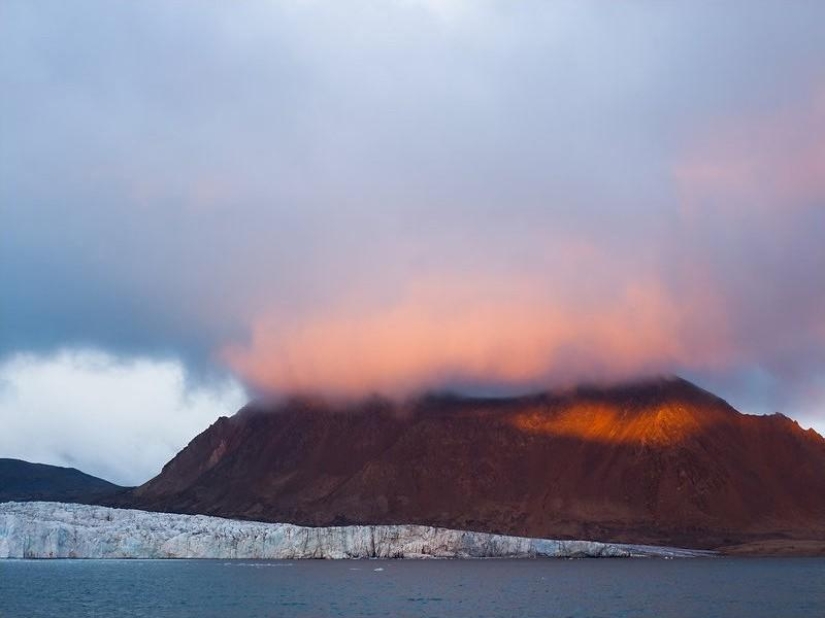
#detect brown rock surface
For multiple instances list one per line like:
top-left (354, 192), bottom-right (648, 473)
top-left (114, 377), bottom-right (825, 549)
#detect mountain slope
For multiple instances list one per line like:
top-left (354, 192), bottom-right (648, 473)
top-left (0, 458), bottom-right (124, 504)
top-left (118, 377), bottom-right (825, 549)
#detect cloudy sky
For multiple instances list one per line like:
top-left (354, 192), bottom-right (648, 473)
top-left (2, 1), bottom-right (824, 484)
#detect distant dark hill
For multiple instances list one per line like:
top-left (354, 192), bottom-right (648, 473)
top-left (116, 377), bottom-right (825, 549)
top-left (0, 458), bottom-right (125, 504)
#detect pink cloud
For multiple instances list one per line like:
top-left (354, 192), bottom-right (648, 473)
top-left (675, 87), bottom-right (825, 217)
top-left (222, 269), bottom-right (735, 398)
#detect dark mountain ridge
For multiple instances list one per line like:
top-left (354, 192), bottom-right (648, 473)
top-left (110, 377), bottom-right (825, 549)
top-left (0, 458), bottom-right (125, 504)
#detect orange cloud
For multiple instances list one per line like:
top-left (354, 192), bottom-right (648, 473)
top-left (223, 91), bottom-right (825, 399)
top-left (222, 270), bottom-right (734, 398)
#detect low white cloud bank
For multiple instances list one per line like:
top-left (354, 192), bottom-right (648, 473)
top-left (0, 349), bottom-right (247, 486)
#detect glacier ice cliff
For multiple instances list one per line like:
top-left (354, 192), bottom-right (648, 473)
top-left (0, 502), bottom-right (711, 559)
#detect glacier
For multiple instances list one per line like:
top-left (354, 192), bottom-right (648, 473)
top-left (0, 502), bottom-right (712, 559)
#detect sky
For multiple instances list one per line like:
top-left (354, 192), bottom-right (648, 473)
top-left (2, 1), bottom-right (824, 485)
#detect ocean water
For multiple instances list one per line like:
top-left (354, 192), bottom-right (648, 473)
top-left (1, 558), bottom-right (823, 618)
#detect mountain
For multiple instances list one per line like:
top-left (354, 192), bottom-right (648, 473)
top-left (116, 377), bottom-right (825, 549)
top-left (0, 458), bottom-right (125, 504)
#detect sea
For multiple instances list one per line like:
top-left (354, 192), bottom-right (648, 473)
top-left (1, 558), bottom-right (823, 617)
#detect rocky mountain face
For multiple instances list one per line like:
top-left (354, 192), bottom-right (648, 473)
top-left (0, 458), bottom-right (124, 504)
top-left (117, 377), bottom-right (825, 549)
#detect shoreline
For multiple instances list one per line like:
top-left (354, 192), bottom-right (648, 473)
top-left (718, 540), bottom-right (825, 558)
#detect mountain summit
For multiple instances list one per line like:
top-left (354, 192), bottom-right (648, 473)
top-left (118, 377), bottom-right (825, 549)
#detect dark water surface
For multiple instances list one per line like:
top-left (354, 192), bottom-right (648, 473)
top-left (1, 558), bottom-right (823, 618)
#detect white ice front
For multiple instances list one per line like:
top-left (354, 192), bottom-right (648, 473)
top-left (0, 502), bottom-right (711, 559)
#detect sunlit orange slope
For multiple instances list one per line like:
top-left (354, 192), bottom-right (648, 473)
top-left (511, 400), bottom-right (715, 446)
